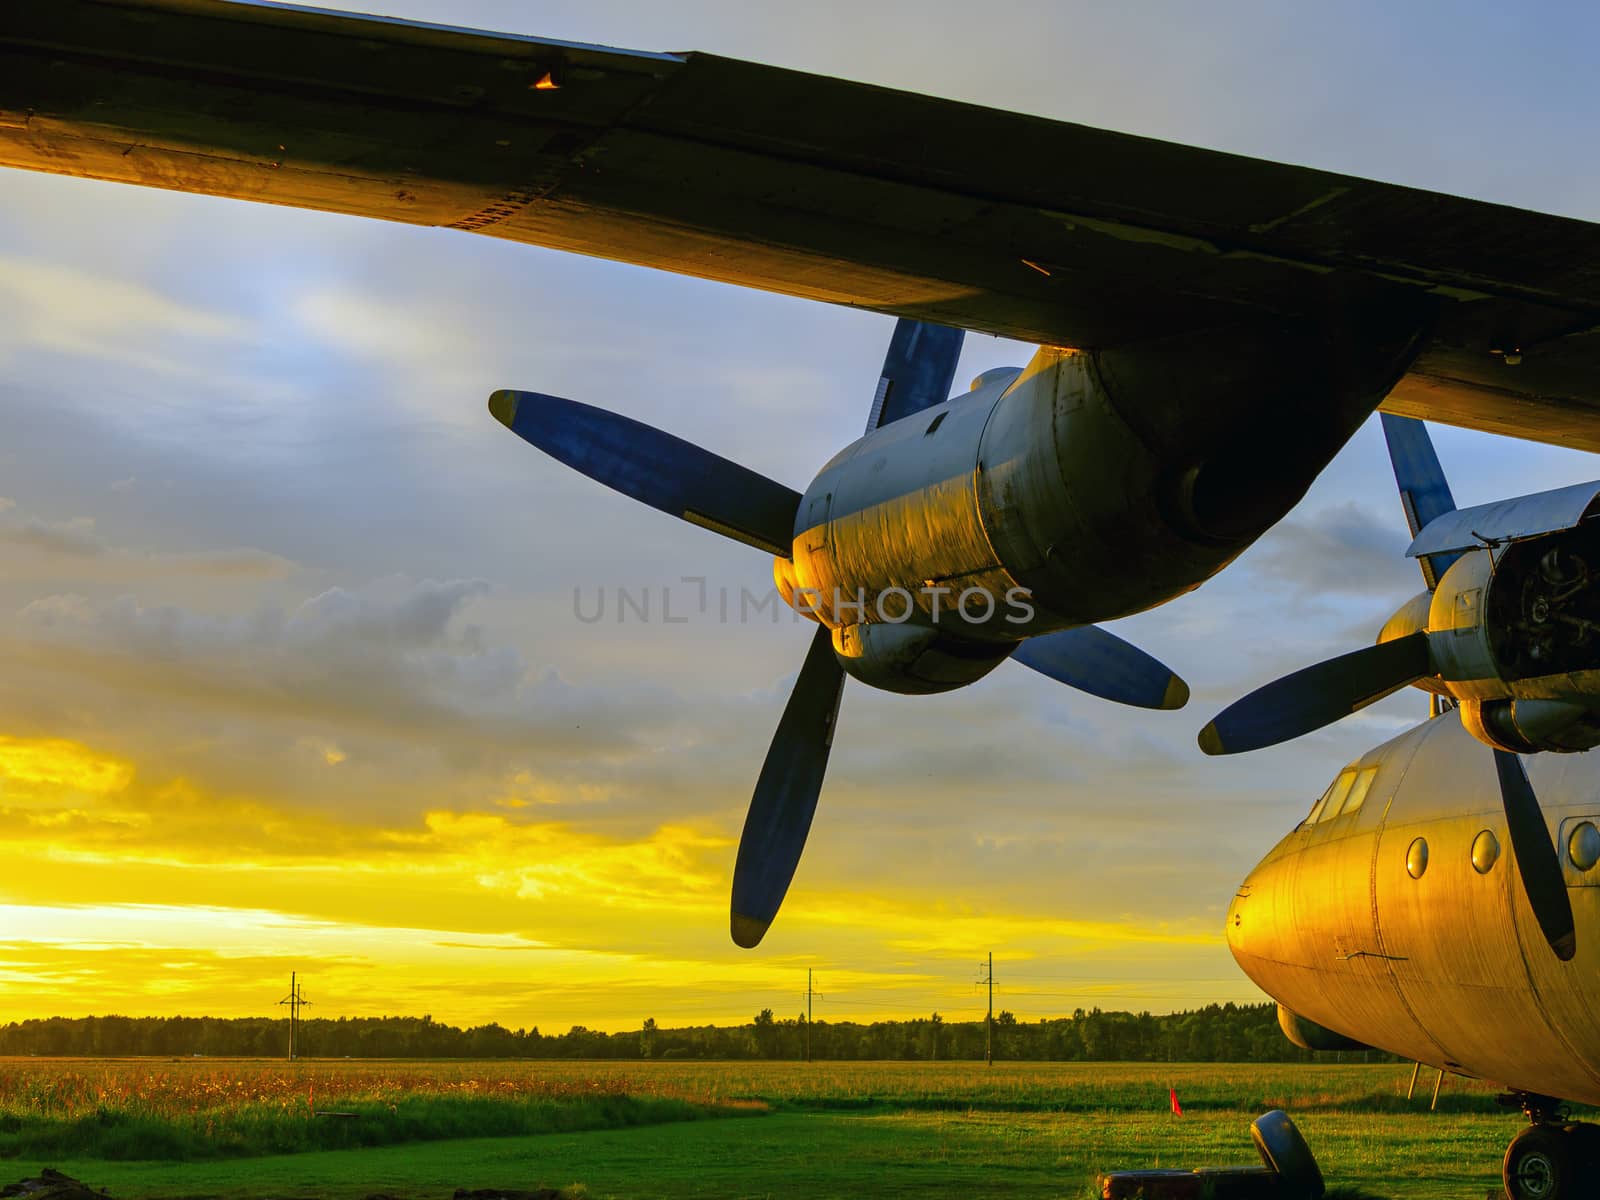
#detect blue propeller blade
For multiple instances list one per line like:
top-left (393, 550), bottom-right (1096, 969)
top-left (489, 390), bottom-right (801, 556)
top-left (731, 625), bottom-right (846, 949)
top-left (1012, 625), bottom-right (1189, 710)
top-left (1493, 749), bottom-right (1577, 961)
top-left (1380, 413), bottom-right (1460, 591)
top-left (1199, 631), bottom-right (1432, 755)
top-left (866, 319), bottom-right (965, 432)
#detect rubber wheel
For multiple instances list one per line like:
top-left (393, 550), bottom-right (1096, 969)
top-left (1505, 1124), bottom-right (1581, 1199)
top-left (1251, 1109), bottom-right (1325, 1199)
top-left (1564, 1123), bottom-right (1600, 1174)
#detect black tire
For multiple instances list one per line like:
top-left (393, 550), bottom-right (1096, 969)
top-left (1564, 1122), bottom-right (1600, 1174)
top-left (1251, 1109), bottom-right (1325, 1199)
top-left (1504, 1124), bottom-right (1580, 1200)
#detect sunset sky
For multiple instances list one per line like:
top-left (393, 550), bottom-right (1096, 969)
top-left (3, 0), bottom-right (1600, 1033)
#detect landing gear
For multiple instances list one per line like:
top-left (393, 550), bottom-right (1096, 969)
top-left (1500, 1094), bottom-right (1600, 1200)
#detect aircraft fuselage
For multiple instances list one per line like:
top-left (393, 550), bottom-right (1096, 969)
top-left (1230, 713), bottom-right (1600, 1105)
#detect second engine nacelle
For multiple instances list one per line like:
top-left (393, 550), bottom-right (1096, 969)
top-left (1377, 521), bottom-right (1600, 753)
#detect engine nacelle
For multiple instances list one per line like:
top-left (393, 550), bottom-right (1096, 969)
top-left (830, 623), bottom-right (1014, 695)
top-left (1459, 698), bottom-right (1600, 755)
top-left (787, 319), bottom-right (1426, 647)
top-left (1371, 521), bottom-right (1600, 753)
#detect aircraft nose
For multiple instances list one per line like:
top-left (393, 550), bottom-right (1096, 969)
top-left (1225, 858), bottom-right (1273, 955)
top-left (1226, 885), bottom-right (1249, 948)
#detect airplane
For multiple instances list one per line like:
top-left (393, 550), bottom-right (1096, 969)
top-left (1208, 416), bottom-right (1600, 1198)
top-left (7, 0), bottom-right (1600, 1117)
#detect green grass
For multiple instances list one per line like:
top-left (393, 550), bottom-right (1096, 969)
top-left (32, 1109), bottom-right (1508, 1200)
top-left (0, 1094), bottom-right (751, 1161)
top-left (0, 1060), bottom-right (1530, 1199)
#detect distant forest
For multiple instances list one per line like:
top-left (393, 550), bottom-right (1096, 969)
top-left (0, 1003), bottom-right (1396, 1062)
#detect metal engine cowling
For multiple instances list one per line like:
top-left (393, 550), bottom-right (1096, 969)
top-left (1423, 526), bottom-right (1600, 752)
top-left (830, 623), bottom-right (1014, 695)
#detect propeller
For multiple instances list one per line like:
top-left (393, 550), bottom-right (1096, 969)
top-left (730, 625), bottom-right (845, 948)
top-left (1495, 749), bottom-right (1577, 961)
top-left (1014, 625), bottom-right (1189, 710)
top-left (1197, 413), bottom-right (1576, 959)
top-left (491, 317), bottom-right (1189, 948)
top-left (1198, 631), bottom-right (1431, 755)
top-left (488, 390), bottom-right (800, 555)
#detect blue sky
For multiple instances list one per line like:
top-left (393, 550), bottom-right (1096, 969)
top-left (0, 0), bottom-right (1596, 1028)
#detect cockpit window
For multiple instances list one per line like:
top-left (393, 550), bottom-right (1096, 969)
top-left (1305, 777), bottom-right (1338, 826)
top-left (1319, 771), bottom-right (1358, 822)
top-left (1305, 780), bottom-right (1344, 825)
top-left (1340, 766), bottom-right (1379, 817)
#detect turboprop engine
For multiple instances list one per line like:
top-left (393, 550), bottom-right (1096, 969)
top-left (1374, 521), bottom-right (1600, 753)
top-left (491, 306), bottom-right (1429, 948)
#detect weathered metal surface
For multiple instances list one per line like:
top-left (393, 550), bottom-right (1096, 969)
top-left (6, 2), bottom-right (1600, 447)
top-left (1408, 483), bottom-right (1600, 559)
top-left (830, 621), bottom-right (1012, 694)
top-left (1230, 714), bottom-right (1600, 1105)
top-left (1425, 550), bottom-right (1501, 693)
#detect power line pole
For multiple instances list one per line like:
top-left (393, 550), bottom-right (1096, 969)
top-left (277, 972), bottom-right (311, 1061)
top-left (804, 969), bottom-right (823, 1062)
top-left (981, 952), bottom-right (994, 1067)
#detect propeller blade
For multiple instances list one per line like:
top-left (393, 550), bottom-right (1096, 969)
top-left (489, 390), bottom-right (801, 555)
top-left (1494, 748), bottom-right (1577, 961)
top-left (1199, 631), bottom-right (1432, 755)
top-left (1012, 626), bottom-right (1189, 710)
top-left (731, 625), bottom-right (846, 949)
top-left (1379, 413), bottom-right (1460, 591)
top-left (866, 319), bottom-right (965, 432)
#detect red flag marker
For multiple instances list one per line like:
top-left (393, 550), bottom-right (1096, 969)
top-left (1169, 1086), bottom-right (1183, 1116)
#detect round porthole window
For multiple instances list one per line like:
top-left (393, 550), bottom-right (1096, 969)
top-left (1407, 837), bottom-right (1429, 880)
top-left (1471, 830), bottom-right (1500, 874)
top-left (1569, 822), bottom-right (1600, 872)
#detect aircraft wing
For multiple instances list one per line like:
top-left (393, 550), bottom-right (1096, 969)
top-left (5, 1), bottom-right (1600, 449)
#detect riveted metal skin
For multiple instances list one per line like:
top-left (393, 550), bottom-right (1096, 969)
top-left (1229, 714), bottom-right (1600, 1105)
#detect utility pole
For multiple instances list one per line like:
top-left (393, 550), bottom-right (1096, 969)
top-left (980, 952), bottom-right (994, 1067)
top-left (277, 972), bottom-right (311, 1061)
top-left (803, 969), bottom-right (823, 1062)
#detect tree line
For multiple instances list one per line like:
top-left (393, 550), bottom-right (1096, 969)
top-left (0, 1003), bottom-right (1395, 1062)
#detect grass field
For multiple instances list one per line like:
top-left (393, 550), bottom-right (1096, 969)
top-left (0, 1058), bottom-right (1538, 1199)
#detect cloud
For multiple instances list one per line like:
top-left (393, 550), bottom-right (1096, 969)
top-left (0, 254), bottom-right (252, 381)
top-left (15, 577), bottom-right (543, 746)
top-left (0, 499), bottom-right (294, 582)
top-left (1245, 502), bottom-right (1417, 598)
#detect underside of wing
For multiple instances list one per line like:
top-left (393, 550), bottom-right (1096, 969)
top-left (5, 1), bottom-right (1600, 447)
